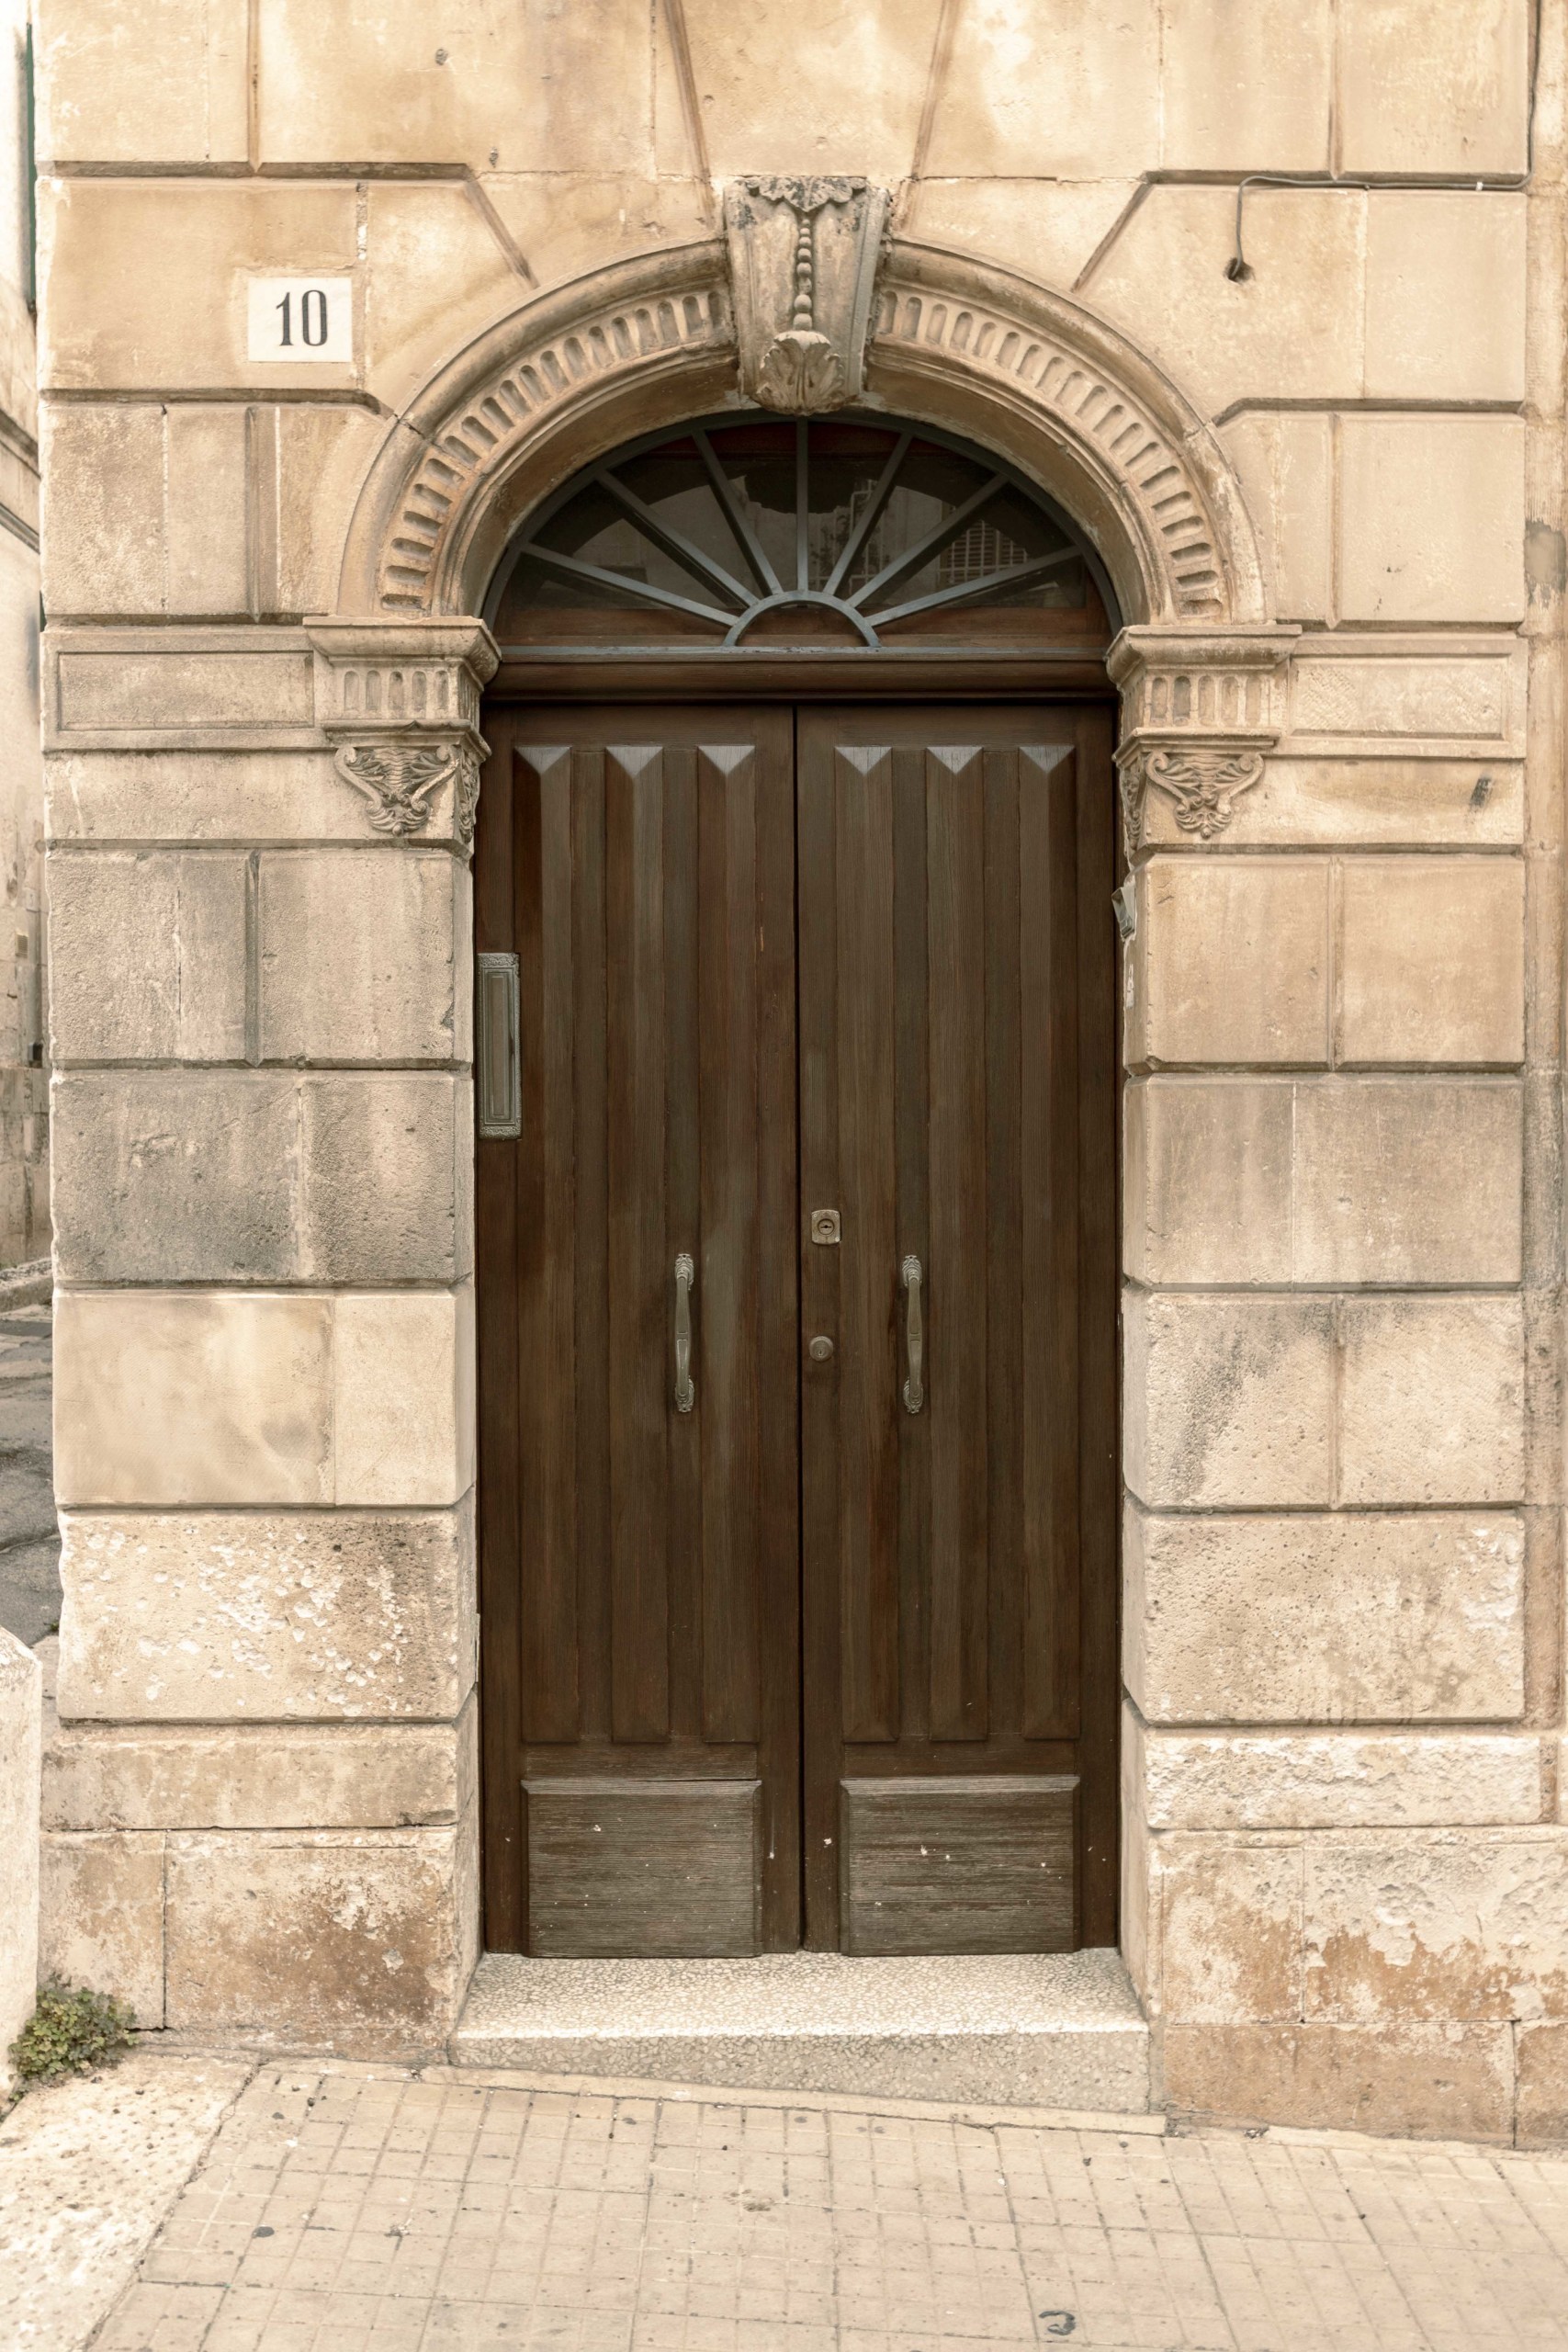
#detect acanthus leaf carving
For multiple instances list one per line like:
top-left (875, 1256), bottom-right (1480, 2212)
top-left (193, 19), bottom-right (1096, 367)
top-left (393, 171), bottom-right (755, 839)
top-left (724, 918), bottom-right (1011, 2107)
top-left (307, 619), bottom-right (496, 854)
top-left (1108, 625), bottom-right (1299, 855)
top-left (333, 738), bottom-right (480, 844)
top-left (1121, 743), bottom-right (1265, 848)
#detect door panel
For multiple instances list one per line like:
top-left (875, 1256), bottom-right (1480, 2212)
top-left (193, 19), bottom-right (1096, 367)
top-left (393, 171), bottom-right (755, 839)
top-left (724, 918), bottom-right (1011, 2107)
top-left (797, 707), bottom-right (1115, 1954)
top-left (477, 707), bottom-right (799, 1955)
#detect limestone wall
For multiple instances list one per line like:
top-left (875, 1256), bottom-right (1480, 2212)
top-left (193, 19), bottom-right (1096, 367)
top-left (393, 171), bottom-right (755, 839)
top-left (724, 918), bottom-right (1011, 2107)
top-left (0, 0), bottom-right (45, 1268)
top-left (29, 0), bottom-right (1568, 2133)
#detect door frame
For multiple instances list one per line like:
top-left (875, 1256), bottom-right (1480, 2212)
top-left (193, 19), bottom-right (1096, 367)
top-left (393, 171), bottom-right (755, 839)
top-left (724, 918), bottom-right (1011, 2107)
top-left (474, 662), bottom-right (1122, 1954)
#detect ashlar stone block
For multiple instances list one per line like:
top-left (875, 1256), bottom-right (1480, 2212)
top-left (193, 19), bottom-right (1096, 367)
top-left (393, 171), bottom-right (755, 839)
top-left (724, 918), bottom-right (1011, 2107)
top-left (1364, 192), bottom-right (1525, 402)
top-left (0, 1629), bottom-right (41, 2096)
top-left (257, 850), bottom-right (469, 1066)
top-left (1337, 0), bottom-right (1530, 175)
top-left (53, 1291), bottom-right (476, 1509)
top-left (1292, 1079), bottom-right (1522, 1283)
top-left (1123, 1289), bottom-right (1334, 1509)
top-left (164, 1826), bottom-right (472, 2043)
top-left (1161, 2018), bottom-right (1514, 2142)
top-left (38, 1829), bottom-right (165, 2022)
top-left (1126, 1504), bottom-right (1525, 1725)
top-left (924, 0), bottom-right (1157, 180)
top-left (688, 0), bottom-right (945, 181)
top-left (1124, 1080), bottom-right (1293, 1286)
top-left (49, 851), bottom-right (247, 1062)
top-left (39, 0), bottom-right (250, 164)
top-left (43, 1702), bottom-right (475, 1829)
top-left (1157, 0), bottom-right (1331, 168)
top-left (1336, 857), bottom-right (1525, 1065)
top-left (1337, 1295), bottom-right (1524, 1506)
top-left (1337, 416), bottom-right (1526, 623)
top-left (56, 1501), bottom-right (476, 1723)
top-left (1130, 857), bottom-right (1328, 1067)
top-left (1156, 1836), bottom-right (1303, 2024)
top-left (1136, 1719), bottom-right (1544, 1830)
top-left (1303, 1830), bottom-right (1568, 2024)
top-left (1219, 413), bottom-right (1332, 624)
top-left (51, 1069), bottom-right (472, 1285)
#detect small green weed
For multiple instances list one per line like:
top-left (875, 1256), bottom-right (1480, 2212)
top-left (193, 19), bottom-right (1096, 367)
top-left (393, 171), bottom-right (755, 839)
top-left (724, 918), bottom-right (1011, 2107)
top-left (8, 1978), bottom-right (136, 2086)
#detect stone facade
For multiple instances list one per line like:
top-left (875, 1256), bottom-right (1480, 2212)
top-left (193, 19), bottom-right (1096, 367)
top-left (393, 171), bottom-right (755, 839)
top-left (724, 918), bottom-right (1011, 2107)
top-left (30, 0), bottom-right (1568, 2135)
top-left (0, 0), bottom-right (45, 1267)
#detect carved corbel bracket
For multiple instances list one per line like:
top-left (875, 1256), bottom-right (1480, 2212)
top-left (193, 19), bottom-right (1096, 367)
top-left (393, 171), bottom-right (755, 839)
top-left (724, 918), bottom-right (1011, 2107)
top-left (1108, 625), bottom-right (1301, 854)
top-left (723, 175), bottom-right (890, 413)
top-left (305, 617), bottom-right (498, 852)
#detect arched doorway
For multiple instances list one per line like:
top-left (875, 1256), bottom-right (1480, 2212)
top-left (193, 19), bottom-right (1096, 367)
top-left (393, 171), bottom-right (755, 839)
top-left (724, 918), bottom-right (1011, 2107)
top-left (473, 412), bottom-right (1120, 1959)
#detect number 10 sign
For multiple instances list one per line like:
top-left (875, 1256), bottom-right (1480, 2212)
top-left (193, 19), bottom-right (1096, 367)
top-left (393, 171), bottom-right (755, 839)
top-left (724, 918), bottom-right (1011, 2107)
top-left (247, 277), bottom-right (353, 363)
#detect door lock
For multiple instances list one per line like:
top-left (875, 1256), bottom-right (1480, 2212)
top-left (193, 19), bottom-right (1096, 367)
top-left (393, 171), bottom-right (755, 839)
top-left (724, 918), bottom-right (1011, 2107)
top-left (808, 1335), bottom-right (835, 1362)
top-left (810, 1208), bottom-right (840, 1244)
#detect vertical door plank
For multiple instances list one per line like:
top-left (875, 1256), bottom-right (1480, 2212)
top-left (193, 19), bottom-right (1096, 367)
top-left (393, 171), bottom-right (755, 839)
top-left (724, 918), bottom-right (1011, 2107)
top-left (571, 752), bottom-right (613, 1741)
top-left (699, 747), bottom-right (761, 1744)
top-left (834, 745), bottom-right (900, 1744)
top-left (519, 747), bottom-right (580, 1741)
top-left (925, 747), bottom-right (989, 1741)
top-left (476, 718), bottom-right (524, 1948)
top-left (1021, 746), bottom-right (1081, 1738)
top-left (661, 747), bottom-right (703, 1743)
top-left (891, 751), bottom-right (931, 1747)
top-left (982, 748), bottom-right (1024, 1747)
top-left (606, 746), bottom-right (671, 1741)
top-left (798, 725), bottom-right (843, 1944)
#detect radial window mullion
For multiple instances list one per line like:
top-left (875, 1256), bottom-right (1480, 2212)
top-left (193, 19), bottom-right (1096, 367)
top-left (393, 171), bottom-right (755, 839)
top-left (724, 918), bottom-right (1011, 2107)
top-left (822, 430), bottom-right (912, 598)
top-left (871, 546), bottom-right (1084, 628)
top-left (847, 471), bottom-right (1009, 612)
top-left (591, 469), bottom-right (750, 610)
top-left (795, 420), bottom-right (809, 594)
top-left (517, 542), bottom-right (735, 627)
top-left (693, 430), bottom-right (784, 597)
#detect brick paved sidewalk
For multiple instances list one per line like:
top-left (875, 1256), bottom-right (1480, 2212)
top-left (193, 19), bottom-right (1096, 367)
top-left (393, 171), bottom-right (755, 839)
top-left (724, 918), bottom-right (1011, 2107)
top-left (92, 2058), bottom-right (1568, 2352)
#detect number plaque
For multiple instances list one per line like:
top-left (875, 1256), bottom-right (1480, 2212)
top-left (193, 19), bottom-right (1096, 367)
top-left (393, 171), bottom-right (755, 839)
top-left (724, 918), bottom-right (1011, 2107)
top-left (246, 277), bottom-right (352, 363)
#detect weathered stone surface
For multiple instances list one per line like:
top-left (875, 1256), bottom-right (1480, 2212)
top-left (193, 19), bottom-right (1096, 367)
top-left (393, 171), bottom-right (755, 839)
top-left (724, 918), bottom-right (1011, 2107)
top-left (925, 0), bottom-right (1158, 180)
top-left (39, 178), bottom-right (357, 392)
top-left (164, 1826), bottom-right (472, 2043)
top-left (47, 750), bottom-right (366, 842)
top-left (360, 183), bottom-right (517, 415)
top-left (53, 1289), bottom-right (475, 1508)
top-left (40, 403), bottom-right (164, 615)
top-left (1517, 2022), bottom-right (1568, 2147)
top-left (1161, 2020), bottom-right (1515, 2142)
top-left (1228, 755), bottom-right (1523, 848)
top-left (53, 1290), bottom-right (334, 1507)
top-left (1219, 413), bottom-right (1332, 623)
top-left (257, 850), bottom-right (469, 1066)
top-left (39, 0), bottom-right (250, 164)
top-left (1337, 0), bottom-right (1530, 175)
top-left (43, 1699), bottom-right (475, 1829)
top-left (49, 851), bottom-right (247, 1062)
top-left (690, 0), bottom-right (944, 181)
top-left (1337, 1295), bottom-right (1525, 1506)
top-left (1137, 1720), bottom-right (1544, 1831)
top-left (56, 1500), bottom-right (476, 1721)
top-left (1303, 1831), bottom-right (1568, 2024)
top-left (1123, 1289), bottom-right (1334, 1508)
top-left (1337, 417), bottom-right (1527, 624)
top-left (1158, 0), bottom-right (1331, 168)
top-left (1130, 857), bottom-right (1328, 1067)
top-left (1123, 1080), bottom-right (1294, 1286)
top-left (1336, 857), bottom-right (1525, 1065)
top-left (38, 1829), bottom-right (165, 2021)
top-left (1292, 1079), bottom-right (1522, 1284)
top-left (1364, 193), bottom-right (1526, 402)
top-left (1157, 1837), bottom-right (1303, 2024)
top-left (0, 1629), bottom-right (40, 2098)
top-left (51, 1069), bottom-right (471, 1284)
top-left (1126, 1505), bottom-right (1525, 1724)
top-left (903, 180), bottom-right (1141, 299)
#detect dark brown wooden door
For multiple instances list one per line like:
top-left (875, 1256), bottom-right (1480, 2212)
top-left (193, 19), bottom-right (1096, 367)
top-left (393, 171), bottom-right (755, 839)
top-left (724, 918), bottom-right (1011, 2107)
top-left (797, 707), bottom-right (1117, 1952)
top-left (476, 700), bottom-right (1117, 1958)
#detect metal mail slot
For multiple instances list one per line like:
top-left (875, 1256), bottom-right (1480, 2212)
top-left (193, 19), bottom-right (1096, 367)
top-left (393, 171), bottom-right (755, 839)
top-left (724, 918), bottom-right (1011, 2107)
top-left (476, 951), bottom-right (521, 1138)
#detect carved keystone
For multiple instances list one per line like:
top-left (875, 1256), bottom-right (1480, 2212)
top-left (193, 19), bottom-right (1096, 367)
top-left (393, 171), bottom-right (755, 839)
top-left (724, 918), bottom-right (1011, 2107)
top-left (723, 175), bottom-right (890, 414)
top-left (306, 618), bottom-right (498, 853)
top-left (1109, 626), bottom-right (1301, 853)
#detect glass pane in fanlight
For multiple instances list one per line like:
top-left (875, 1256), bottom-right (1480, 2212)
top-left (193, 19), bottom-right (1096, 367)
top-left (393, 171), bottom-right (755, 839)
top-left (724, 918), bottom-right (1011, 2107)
top-left (802, 423), bottom-right (903, 590)
top-left (533, 481), bottom-right (738, 612)
top-left (865, 479), bottom-right (1084, 612)
top-left (704, 423), bottom-right (800, 590)
top-left (841, 439), bottom-right (998, 599)
top-left (613, 442), bottom-right (754, 595)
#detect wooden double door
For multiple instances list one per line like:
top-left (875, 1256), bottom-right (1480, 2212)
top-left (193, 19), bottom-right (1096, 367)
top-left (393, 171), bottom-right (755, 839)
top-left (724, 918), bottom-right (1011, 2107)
top-left (476, 701), bottom-right (1117, 1956)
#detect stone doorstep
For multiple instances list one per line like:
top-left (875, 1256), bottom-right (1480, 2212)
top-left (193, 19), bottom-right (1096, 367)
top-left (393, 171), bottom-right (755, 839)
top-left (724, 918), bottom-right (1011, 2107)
top-left (448, 1947), bottom-right (1152, 2114)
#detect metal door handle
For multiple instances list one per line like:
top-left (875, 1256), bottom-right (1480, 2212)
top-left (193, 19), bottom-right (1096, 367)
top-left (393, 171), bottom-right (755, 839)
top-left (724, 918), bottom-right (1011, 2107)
top-left (901, 1254), bottom-right (923, 1414)
top-left (674, 1253), bottom-right (695, 1413)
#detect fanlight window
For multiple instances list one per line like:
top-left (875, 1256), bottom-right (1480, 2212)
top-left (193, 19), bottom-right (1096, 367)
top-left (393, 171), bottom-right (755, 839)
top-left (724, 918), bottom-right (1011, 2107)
top-left (487, 416), bottom-right (1111, 650)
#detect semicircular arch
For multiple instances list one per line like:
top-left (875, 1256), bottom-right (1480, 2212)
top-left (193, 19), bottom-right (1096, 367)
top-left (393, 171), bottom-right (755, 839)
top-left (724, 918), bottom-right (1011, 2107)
top-left (336, 237), bottom-right (1268, 632)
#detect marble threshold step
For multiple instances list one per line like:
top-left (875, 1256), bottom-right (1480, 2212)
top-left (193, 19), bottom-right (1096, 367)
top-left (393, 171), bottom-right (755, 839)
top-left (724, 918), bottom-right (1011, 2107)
top-left (449, 1949), bottom-right (1151, 2111)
